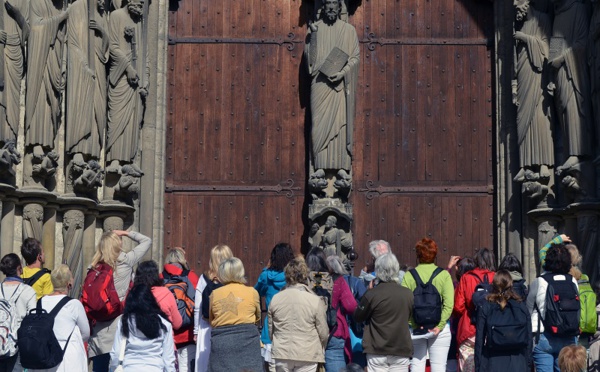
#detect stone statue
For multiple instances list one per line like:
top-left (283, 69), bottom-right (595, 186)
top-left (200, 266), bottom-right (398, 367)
top-left (114, 163), bottom-right (143, 203)
top-left (31, 150), bottom-right (58, 179)
top-left (304, 0), bottom-right (359, 174)
top-left (308, 168), bottom-right (327, 199)
top-left (24, 0), bottom-right (68, 158)
top-left (0, 0), bottom-right (29, 145)
top-left (548, 0), bottom-right (592, 177)
top-left (312, 0), bottom-right (349, 24)
top-left (0, 139), bottom-right (20, 179)
top-left (106, 0), bottom-right (147, 169)
top-left (311, 215), bottom-right (353, 258)
top-left (65, 0), bottom-right (108, 164)
top-left (73, 159), bottom-right (104, 198)
top-left (512, 0), bottom-right (554, 185)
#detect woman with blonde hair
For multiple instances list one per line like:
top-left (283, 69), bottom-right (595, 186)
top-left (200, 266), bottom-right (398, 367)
top-left (208, 257), bottom-right (263, 371)
top-left (193, 244), bottom-right (233, 372)
top-left (26, 265), bottom-right (90, 371)
top-left (87, 229), bottom-right (151, 372)
top-left (162, 247), bottom-right (199, 372)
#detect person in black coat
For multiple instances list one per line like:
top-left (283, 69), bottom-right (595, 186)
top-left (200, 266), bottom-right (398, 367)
top-left (474, 269), bottom-right (532, 372)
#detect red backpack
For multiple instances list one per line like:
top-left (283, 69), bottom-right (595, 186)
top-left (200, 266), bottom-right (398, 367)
top-left (81, 263), bottom-right (123, 325)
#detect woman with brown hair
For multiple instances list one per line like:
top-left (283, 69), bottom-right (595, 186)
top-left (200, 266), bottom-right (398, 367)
top-left (474, 269), bottom-right (531, 372)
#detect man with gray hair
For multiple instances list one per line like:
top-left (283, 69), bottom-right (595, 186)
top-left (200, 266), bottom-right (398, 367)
top-left (354, 253), bottom-right (414, 371)
top-left (362, 240), bottom-right (405, 285)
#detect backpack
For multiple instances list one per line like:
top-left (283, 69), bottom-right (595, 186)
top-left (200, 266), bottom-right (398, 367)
top-left (484, 300), bottom-right (529, 351)
top-left (23, 268), bottom-right (51, 287)
top-left (17, 296), bottom-right (74, 369)
top-left (469, 272), bottom-right (493, 325)
top-left (538, 273), bottom-right (580, 336)
top-left (311, 273), bottom-right (337, 332)
top-left (0, 284), bottom-right (22, 358)
top-left (512, 278), bottom-right (529, 301)
top-left (81, 263), bottom-right (123, 325)
top-left (344, 274), bottom-right (367, 337)
top-left (410, 267), bottom-right (444, 334)
top-left (578, 275), bottom-right (597, 334)
top-left (163, 269), bottom-right (195, 328)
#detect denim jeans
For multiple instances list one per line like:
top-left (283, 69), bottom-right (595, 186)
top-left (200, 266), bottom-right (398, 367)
top-left (533, 333), bottom-right (577, 372)
top-left (325, 336), bottom-right (346, 372)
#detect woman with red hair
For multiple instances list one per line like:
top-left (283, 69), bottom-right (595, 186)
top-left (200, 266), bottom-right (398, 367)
top-left (401, 238), bottom-right (455, 372)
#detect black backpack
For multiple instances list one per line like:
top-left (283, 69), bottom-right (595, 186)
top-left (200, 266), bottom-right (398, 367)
top-left (410, 267), bottom-right (444, 334)
top-left (469, 272), bottom-right (493, 325)
top-left (512, 278), bottom-right (529, 301)
top-left (313, 283), bottom-right (337, 332)
top-left (18, 296), bottom-right (74, 369)
top-left (537, 273), bottom-right (580, 336)
top-left (484, 300), bottom-right (529, 351)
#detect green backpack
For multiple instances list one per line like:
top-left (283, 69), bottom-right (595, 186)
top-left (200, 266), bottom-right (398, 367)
top-left (578, 274), bottom-right (598, 334)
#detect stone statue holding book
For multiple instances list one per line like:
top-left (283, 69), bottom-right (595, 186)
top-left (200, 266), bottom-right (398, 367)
top-left (304, 0), bottom-right (359, 173)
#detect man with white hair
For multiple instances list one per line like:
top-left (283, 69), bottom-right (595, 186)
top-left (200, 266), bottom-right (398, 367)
top-left (354, 253), bottom-right (414, 371)
top-left (362, 240), bottom-right (405, 285)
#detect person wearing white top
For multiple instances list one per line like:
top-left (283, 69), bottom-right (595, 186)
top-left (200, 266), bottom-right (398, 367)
top-left (28, 264), bottom-right (90, 372)
top-left (0, 253), bottom-right (37, 372)
top-left (193, 244), bottom-right (232, 372)
top-left (110, 284), bottom-right (176, 372)
top-left (527, 244), bottom-right (579, 372)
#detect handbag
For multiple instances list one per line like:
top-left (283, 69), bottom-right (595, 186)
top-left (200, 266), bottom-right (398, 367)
top-left (113, 337), bottom-right (127, 372)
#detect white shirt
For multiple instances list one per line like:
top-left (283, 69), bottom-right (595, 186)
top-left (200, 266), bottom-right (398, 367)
top-left (110, 315), bottom-right (176, 372)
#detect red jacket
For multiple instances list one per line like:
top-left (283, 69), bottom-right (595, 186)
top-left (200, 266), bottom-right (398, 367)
top-left (163, 263), bottom-right (200, 347)
top-left (452, 268), bottom-right (495, 346)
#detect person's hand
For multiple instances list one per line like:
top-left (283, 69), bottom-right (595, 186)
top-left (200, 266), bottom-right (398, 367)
top-left (447, 255), bottom-right (461, 270)
top-left (513, 31), bottom-right (526, 42)
top-left (428, 327), bottom-right (441, 336)
top-left (549, 55), bottom-right (564, 68)
top-left (126, 67), bottom-right (139, 86)
top-left (560, 234), bottom-right (571, 243)
top-left (112, 229), bottom-right (129, 237)
top-left (328, 71), bottom-right (344, 83)
top-left (193, 335), bottom-right (197, 342)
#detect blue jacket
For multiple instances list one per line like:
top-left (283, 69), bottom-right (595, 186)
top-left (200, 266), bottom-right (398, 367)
top-left (254, 268), bottom-right (287, 344)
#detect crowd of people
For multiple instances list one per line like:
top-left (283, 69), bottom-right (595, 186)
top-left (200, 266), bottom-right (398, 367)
top-left (0, 232), bottom-right (599, 372)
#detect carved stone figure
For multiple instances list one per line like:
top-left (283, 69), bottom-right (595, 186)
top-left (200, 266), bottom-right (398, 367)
top-left (62, 209), bottom-right (84, 296)
top-left (308, 168), bottom-right (327, 199)
top-left (66, 0), bottom-right (108, 162)
top-left (304, 0), bottom-right (359, 173)
top-left (113, 164), bottom-right (143, 203)
top-left (311, 215), bottom-right (353, 258)
top-left (106, 0), bottom-right (147, 168)
top-left (512, 0), bottom-right (554, 184)
top-left (333, 168), bottom-right (351, 195)
top-left (0, 0), bottom-right (29, 145)
top-left (548, 0), bottom-right (592, 176)
top-left (25, 0), bottom-right (68, 157)
top-left (0, 139), bottom-right (20, 180)
top-left (73, 159), bottom-right (104, 199)
top-left (22, 203), bottom-right (43, 241)
top-left (31, 150), bottom-right (58, 179)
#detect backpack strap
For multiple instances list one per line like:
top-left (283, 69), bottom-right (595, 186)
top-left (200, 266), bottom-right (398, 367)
top-left (409, 269), bottom-right (424, 287)
top-left (428, 267), bottom-right (444, 285)
top-left (48, 296), bottom-right (74, 319)
top-left (0, 282), bottom-right (22, 302)
top-left (483, 274), bottom-right (489, 284)
top-left (467, 271), bottom-right (483, 284)
top-left (24, 268), bottom-right (51, 287)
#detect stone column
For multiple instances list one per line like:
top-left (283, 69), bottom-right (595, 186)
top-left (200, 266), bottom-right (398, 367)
top-left (575, 207), bottom-right (600, 286)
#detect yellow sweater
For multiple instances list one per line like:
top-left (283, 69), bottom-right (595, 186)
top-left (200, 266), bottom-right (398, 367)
top-left (209, 283), bottom-right (260, 328)
top-left (22, 266), bottom-right (53, 299)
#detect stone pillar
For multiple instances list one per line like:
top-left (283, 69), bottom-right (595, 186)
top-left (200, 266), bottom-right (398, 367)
top-left (575, 207), bottom-right (600, 286)
top-left (62, 209), bottom-right (84, 297)
top-left (22, 203), bottom-right (44, 241)
top-left (0, 190), bottom-right (16, 256)
top-left (527, 209), bottom-right (561, 281)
